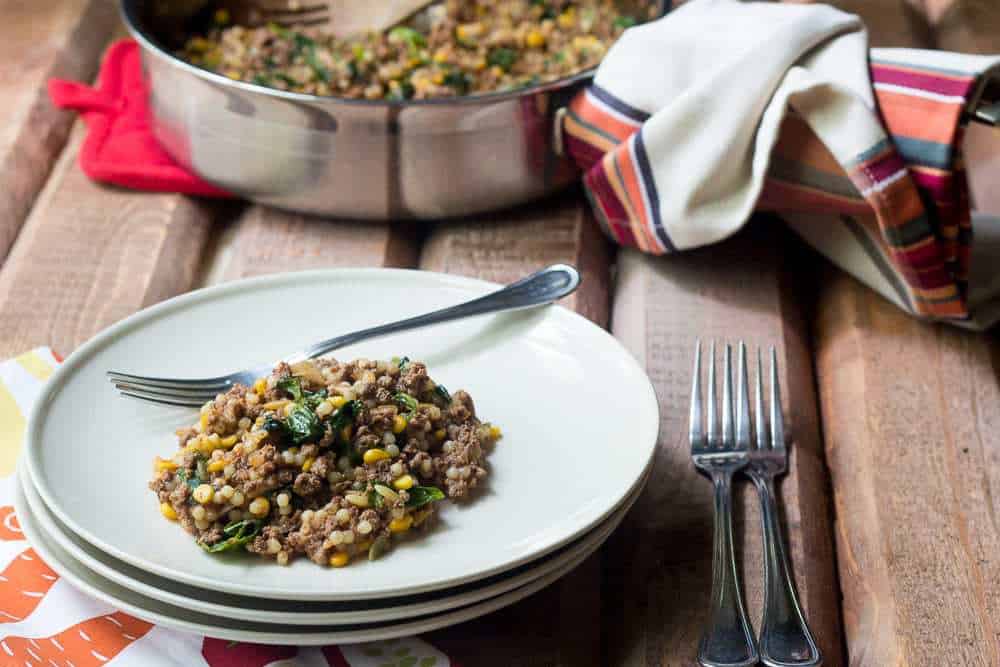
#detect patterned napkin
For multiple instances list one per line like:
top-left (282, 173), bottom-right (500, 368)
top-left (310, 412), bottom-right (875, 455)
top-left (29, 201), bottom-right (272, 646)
top-left (0, 349), bottom-right (456, 667)
top-left (564, 0), bottom-right (1000, 327)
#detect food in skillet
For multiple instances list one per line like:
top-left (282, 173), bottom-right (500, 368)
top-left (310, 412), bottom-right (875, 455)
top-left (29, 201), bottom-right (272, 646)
top-left (180, 0), bottom-right (653, 99)
top-left (150, 357), bottom-right (500, 567)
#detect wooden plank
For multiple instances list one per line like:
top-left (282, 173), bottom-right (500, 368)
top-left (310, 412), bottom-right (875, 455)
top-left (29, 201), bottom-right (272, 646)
top-left (205, 206), bottom-right (423, 284)
top-left (813, 271), bottom-right (1000, 666)
top-left (601, 222), bottom-right (844, 666)
top-left (0, 0), bottom-right (119, 262)
top-left (0, 126), bottom-right (220, 358)
top-left (419, 190), bottom-right (613, 667)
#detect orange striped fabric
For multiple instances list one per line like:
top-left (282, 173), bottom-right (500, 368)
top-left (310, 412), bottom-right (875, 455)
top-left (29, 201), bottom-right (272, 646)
top-left (564, 55), bottom-right (989, 321)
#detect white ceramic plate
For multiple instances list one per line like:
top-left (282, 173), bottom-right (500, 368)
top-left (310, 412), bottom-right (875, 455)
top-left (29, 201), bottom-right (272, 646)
top-left (25, 268), bottom-right (659, 600)
top-left (14, 476), bottom-right (599, 645)
top-left (20, 462), bottom-right (646, 624)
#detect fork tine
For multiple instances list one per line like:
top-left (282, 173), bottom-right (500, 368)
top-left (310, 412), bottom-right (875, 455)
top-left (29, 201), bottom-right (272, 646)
top-left (115, 387), bottom-right (208, 408)
top-left (721, 344), bottom-right (734, 446)
top-left (689, 340), bottom-right (704, 446)
top-left (106, 372), bottom-right (230, 392)
top-left (755, 347), bottom-right (768, 450)
top-left (736, 342), bottom-right (751, 448)
top-left (770, 346), bottom-right (785, 450)
top-left (706, 342), bottom-right (718, 446)
top-left (112, 382), bottom-right (217, 402)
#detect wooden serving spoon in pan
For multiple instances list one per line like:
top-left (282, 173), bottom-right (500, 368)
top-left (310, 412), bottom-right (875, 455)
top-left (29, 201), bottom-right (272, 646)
top-left (158, 0), bottom-right (438, 35)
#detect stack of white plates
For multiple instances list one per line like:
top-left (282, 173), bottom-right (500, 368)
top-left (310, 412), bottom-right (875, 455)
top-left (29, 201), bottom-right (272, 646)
top-left (17, 269), bottom-right (659, 644)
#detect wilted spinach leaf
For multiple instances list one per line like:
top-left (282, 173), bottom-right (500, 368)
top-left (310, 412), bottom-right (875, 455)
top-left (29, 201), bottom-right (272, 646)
top-left (406, 486), bottom-right (445, 509)
top-left (201, 519), bottom-right (262, 554)
top-left (486, 47), bottom-right (518, 71)
top-left (394, 392), bottom-right (419, 415)
top-left (277, 376), bottom-right (303, 401)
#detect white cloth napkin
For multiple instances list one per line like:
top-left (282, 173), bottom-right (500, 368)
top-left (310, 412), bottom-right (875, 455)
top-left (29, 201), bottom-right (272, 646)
top-left (565, 0), bottom-right (1000, 325)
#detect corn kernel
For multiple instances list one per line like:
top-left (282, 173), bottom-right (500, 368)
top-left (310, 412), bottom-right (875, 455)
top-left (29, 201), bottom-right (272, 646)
top-left (330, 395), bottom-right (348, 409)
top-left (160, 502), bottom-right (177, 520)
top-left (393, 474), bottom-right (415, 491)
top-left (364, 448), bottom-right (390, 465)
top-left (389, 515), bottom-right (413, 533)
top-left (193, 484), bottom-right (214, 504)
top-left (248, 497), bottom-right (270, 517)
top-left (473, 58), bottom-right (487, 71)
top-left (329, 551), bottom-right (350, 567)
top-left (489, 425), bottom-right (502, 440)
top-left (525, 30), bottom-right (546, 48)
top-left (200, 412), bottom-right (209, 432)
top-left (154, 456), bottom-right (177, 472)
top-left (434, 428), bottom-right (446, 441)
top-left (490, 65), bottom-right (504, 78)
top-left (253, 378), bottom-right (267, 395)
top-left (392, 415), bottom-right (408, 434)
top-left (316, 400), bottom-right (334, 418)
top-left (432, 72), bottom-right (445, 84)
top-left (207, 460), bottom-right (226, 473)
top-left (345, 493), bottom-right (369, 508)
top-left (456, 22), bottom-right (482, 42)
top-left (433, 49), bottom-right (449, 63)
top-left (557, 8), bottom-right (576, 28)
top-left (263, 399), bottom-right (290, 411)
top-left (302, 457), bottom-right (315, 472)
top-left (220, 435), bottom-right (238, 447)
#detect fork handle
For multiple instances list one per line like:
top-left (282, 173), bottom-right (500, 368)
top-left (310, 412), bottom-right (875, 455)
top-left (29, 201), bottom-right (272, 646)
top-left (286, 264), bottom-right (579, 364)
top-left (699, 470), bottom-right (758, 667)
top-left (754, 476), bottom-right (822, 667)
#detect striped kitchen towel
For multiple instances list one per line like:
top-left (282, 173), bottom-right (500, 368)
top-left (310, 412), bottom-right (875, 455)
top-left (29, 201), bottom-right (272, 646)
top-left (563, 0), bottom-right (1000, 327)
top-left (0, 349), bottom-right (455, 667)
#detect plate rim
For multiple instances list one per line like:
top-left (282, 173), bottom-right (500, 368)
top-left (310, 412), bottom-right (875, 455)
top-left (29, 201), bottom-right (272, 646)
top-left (13, 472), bottom-right (604, 645)
top-left (19, 460), bottom-right (646, 624)
top-left (25, 267), bottom-right (660, 600)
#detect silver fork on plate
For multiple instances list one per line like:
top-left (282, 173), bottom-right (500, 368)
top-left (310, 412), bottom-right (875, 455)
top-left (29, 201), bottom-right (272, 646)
top-left (690, 341), bottom-right (758, 667)
top-left (745, 344), bottom-right (822, 667)
top-left (107, 264), bottom-right (579, 407)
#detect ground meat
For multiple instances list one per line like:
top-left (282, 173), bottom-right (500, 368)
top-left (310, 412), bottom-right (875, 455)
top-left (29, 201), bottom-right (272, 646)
top-left (151, 357), bottom-right (500, 568)
top-left (293, 472), bottom-right (323, 497)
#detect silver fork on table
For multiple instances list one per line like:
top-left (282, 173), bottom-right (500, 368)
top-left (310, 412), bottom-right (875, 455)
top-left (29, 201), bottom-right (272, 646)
top-left (107, 264), bottom-right (579, 407)
top-left (690, 341), bottom-right (758, 667)
top-left (745, 344), bottom-right (822, 667)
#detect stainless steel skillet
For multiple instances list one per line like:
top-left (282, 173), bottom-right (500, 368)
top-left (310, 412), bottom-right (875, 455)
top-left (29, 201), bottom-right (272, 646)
top-left (120, 0), bottom-right (667, 219)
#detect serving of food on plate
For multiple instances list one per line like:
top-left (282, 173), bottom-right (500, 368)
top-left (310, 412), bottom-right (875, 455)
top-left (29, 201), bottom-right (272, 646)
top-left (151, 356), bottom-right (500, 568)
top-left (180, 0), bottom-right (652, 99)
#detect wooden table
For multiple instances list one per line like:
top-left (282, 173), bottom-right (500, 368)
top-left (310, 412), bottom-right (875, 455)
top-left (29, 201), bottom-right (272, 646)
top-left (3, 1), bottom-right (999, 664)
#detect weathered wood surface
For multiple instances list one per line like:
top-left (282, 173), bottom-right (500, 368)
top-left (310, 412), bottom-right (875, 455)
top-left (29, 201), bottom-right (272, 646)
top-left (601, 223), bottom-right (844, 666)
top-left (0, 0), bottom-right (119, 263)
top-left (207, 206), bottom-right (423, 284)
top-left (421, 192), bottom-right (612, 667)
top-left (815, 274), bottom-right (1000, 667)
top-left (0, 126), bottom-right (220, 358)
top-left (811, 1), bottom-right (1000, 665)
